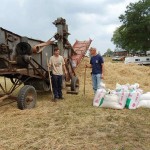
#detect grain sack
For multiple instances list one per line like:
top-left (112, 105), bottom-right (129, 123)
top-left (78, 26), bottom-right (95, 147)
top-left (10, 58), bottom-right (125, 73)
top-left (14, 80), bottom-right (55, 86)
top-left (137, 92), bottom-right (150, 108)
top-left (125, 89), bottom-right (142, 109)
top-left (137, 100), bottom-right (150, 108)
top-left (93, 89), bottom-right (106, 107)
top-left (100, 94), bottom-right (123, 109)
top-left (129, 83), bottom-right (139, 90)
top-left (116, 89), bottom-right (129, 108)
top-left (140, 92), bottom-right (150, 100)
top-left (116, 83), bottom-right (129, 91)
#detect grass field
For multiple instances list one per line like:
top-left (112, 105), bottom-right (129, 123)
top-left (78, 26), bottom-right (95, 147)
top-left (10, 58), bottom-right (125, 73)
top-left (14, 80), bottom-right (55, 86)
top-left (0, 57), bottom-right (150, 150)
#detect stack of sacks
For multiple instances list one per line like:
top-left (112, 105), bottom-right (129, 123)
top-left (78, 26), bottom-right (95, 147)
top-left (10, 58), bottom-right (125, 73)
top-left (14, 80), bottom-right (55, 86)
top-left (93, 82), bottom-right (106, 107)
top-left (137, 92), bottom-right (150, 108)
top-left (99, 84), bottom-right (129, 109)
top-left (93, 83), bottom-right (147, 110)
top-left (125, 83), bottom-right (143, 109)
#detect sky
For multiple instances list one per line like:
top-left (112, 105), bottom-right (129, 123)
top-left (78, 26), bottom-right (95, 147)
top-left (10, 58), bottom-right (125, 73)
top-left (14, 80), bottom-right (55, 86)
top-left (0, 0), bottom-right (140, 55)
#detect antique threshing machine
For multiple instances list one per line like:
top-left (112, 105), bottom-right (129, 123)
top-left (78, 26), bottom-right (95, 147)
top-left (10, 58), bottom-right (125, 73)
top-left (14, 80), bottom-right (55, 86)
top-left (0, 18), bottom-right (91, 109)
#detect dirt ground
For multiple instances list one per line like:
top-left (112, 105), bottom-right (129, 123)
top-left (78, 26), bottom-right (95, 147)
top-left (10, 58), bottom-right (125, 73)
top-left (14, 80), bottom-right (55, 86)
top-left (0, 57), bottom-right (150, 150)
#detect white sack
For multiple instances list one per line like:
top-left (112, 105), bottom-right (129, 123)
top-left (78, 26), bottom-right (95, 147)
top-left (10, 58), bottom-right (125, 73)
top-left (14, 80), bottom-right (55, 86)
top-left (100, 94), bottom-right (123, 109)
top-left (126, 90), bottom-right (142, 109)
top-left (137, 100), bottom-right (150, 108)
top-left (116, 83), bottom-right (129, 91)
top-left (93, 89), bottom-right (106, 107)
top-left (129, 83), bottom-right (139, 90)
top-left (140, 93), bottom-right (150, 100)
top-left (116, 89), bottom-right (129, 108)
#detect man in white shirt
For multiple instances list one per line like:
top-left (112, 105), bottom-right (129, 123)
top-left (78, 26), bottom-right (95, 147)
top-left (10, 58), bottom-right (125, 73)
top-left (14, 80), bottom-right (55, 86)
top-left (49, 48), bottom-right (67, 100)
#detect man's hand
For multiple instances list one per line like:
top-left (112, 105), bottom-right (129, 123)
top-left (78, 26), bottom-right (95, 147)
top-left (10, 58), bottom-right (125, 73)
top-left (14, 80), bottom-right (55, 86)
top-left (85, 64), bottom-right (91, 68)
top-left (47, 64), bottom-right (51, 68)
top-left (64, 71), bottom-right (68, 75)
top-left (64, 71), bottom-right (69, 81)
top-left (101, 74), bottom-right (104, 79)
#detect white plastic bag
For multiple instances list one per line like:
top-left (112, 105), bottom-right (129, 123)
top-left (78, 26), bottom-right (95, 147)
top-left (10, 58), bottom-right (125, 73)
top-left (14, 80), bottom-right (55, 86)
top-left (100, 94), bottom-right (123, 109)
top-left (137, 100), bottom-right (150, 108)
top-left (140, 93), bottom-right (150, 100)
top-left (100, 82), bottom-right (106, 88)
top-left (116, 83), bottom-right (129, 91)
top-left (115, 89), bottom-right (129, 108)
top-left (126, 89), bottom-right (142, 109)
top-left (93, 89), bottom-right (106, 107)
top-left (129, 83), bottom-right (139, 90)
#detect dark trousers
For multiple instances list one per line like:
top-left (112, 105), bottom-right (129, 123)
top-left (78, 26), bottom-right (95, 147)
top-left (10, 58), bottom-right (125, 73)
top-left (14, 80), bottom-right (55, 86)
top-left (52, 75), bottom-right (63, 98)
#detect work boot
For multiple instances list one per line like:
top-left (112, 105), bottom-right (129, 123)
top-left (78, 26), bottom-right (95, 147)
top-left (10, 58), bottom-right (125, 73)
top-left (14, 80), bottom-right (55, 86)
top-left (52, 96), bottom-right (59, 102)
top-left (58, 96), bottom-right (64, 100)
top-left (54, 96), bottom-right (59, 99)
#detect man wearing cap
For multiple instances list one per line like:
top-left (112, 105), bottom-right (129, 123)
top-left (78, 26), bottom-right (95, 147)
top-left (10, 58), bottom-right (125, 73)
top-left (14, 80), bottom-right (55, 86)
top-left (86, 47), bottom-right (104, 93)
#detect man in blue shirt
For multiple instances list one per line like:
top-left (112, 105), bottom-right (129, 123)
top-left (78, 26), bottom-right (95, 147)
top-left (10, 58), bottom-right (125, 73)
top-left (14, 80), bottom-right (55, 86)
top-left (86, 47), bottom-right (104, 93)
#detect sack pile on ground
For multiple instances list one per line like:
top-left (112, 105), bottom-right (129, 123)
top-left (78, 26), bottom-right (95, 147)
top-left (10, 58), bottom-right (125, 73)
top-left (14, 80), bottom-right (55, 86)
top-left (93, 83), bottom-right (150, 109)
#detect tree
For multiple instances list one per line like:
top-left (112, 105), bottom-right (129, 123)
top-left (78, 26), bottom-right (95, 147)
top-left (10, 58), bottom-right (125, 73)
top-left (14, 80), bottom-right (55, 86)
top-left (112, 0), bottom-right (150, 53)
top-left (103, 48), bottom-right (114, 57)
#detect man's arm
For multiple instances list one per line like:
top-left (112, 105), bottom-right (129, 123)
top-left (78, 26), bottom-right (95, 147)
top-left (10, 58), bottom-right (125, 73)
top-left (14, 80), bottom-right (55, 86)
top-left (61, 57), bottom-right (67, 75)
top-left (85, 64), bottom-right (92, 68)
top-left (63, 64), bottom-right (67, 75)
top-left (48, 57), bottom-right (52, 69)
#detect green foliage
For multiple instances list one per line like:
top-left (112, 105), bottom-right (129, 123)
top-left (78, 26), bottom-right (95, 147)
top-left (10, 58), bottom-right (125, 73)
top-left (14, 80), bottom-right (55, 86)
top-left (112, 0), bottom-right (150, 52)
top-left (104, 48), bottom-right (114, 56)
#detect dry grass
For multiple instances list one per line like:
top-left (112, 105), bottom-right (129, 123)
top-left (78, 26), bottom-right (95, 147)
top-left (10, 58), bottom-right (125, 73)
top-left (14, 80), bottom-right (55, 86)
top-left (0, 57), bottom-right (150, 150)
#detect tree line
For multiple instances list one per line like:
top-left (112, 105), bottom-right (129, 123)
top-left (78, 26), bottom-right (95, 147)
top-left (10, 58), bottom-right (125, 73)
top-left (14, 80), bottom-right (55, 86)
top-left (111, 0), bottom-right (150, 54)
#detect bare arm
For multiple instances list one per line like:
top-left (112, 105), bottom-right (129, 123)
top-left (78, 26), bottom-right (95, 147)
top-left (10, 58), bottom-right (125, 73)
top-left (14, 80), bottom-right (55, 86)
top-left (63, 64), bottom-right (67, 74)
top-left (48, 58), bottom-right (52, 69)
top-left (85, 64), bottom-right (92, 68)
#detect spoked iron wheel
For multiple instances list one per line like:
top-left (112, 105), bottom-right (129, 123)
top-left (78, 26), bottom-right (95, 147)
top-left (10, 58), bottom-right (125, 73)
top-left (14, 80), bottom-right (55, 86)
top-left (10, 78), bottom-right (22, 85)
top-left (17, 85), bottom-right (37, 110)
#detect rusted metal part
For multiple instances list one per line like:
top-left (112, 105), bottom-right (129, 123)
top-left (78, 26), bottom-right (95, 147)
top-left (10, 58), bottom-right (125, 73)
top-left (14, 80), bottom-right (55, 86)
top-left (64, 58), bottom-right (76, 82)
top-left (0, 17), bottom-right (92, 109)
top-left (28, 57), bottom-right (47, 80)
top-left (0, 77), bottom-right (21, 94)
top-left (0, 27), bottom-right (44, 43)
top-left (71, 39), bottom-right (92, 68)
top-left (32, 39), bottom-right (54, 53)
top-left (0, 56), bottom-right (46, 79)
top-left (0, 83), bottom-right (6, 93)
top-left (0, 95), bottom-right (10, 101)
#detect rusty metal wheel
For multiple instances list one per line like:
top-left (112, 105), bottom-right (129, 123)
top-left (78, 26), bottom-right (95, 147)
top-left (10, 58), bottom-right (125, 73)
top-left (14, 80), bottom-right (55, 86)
top-left (17, 85), bottom-right (37, 110)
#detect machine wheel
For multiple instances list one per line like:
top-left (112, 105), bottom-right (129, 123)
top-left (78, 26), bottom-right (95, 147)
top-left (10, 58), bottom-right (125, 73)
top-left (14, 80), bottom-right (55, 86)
top-left (16, 42), bottom-right (32, 55)
top-left (17, 85), bottom-right (37, 110)
top-left (71, 76), bottom-right (79, 91)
